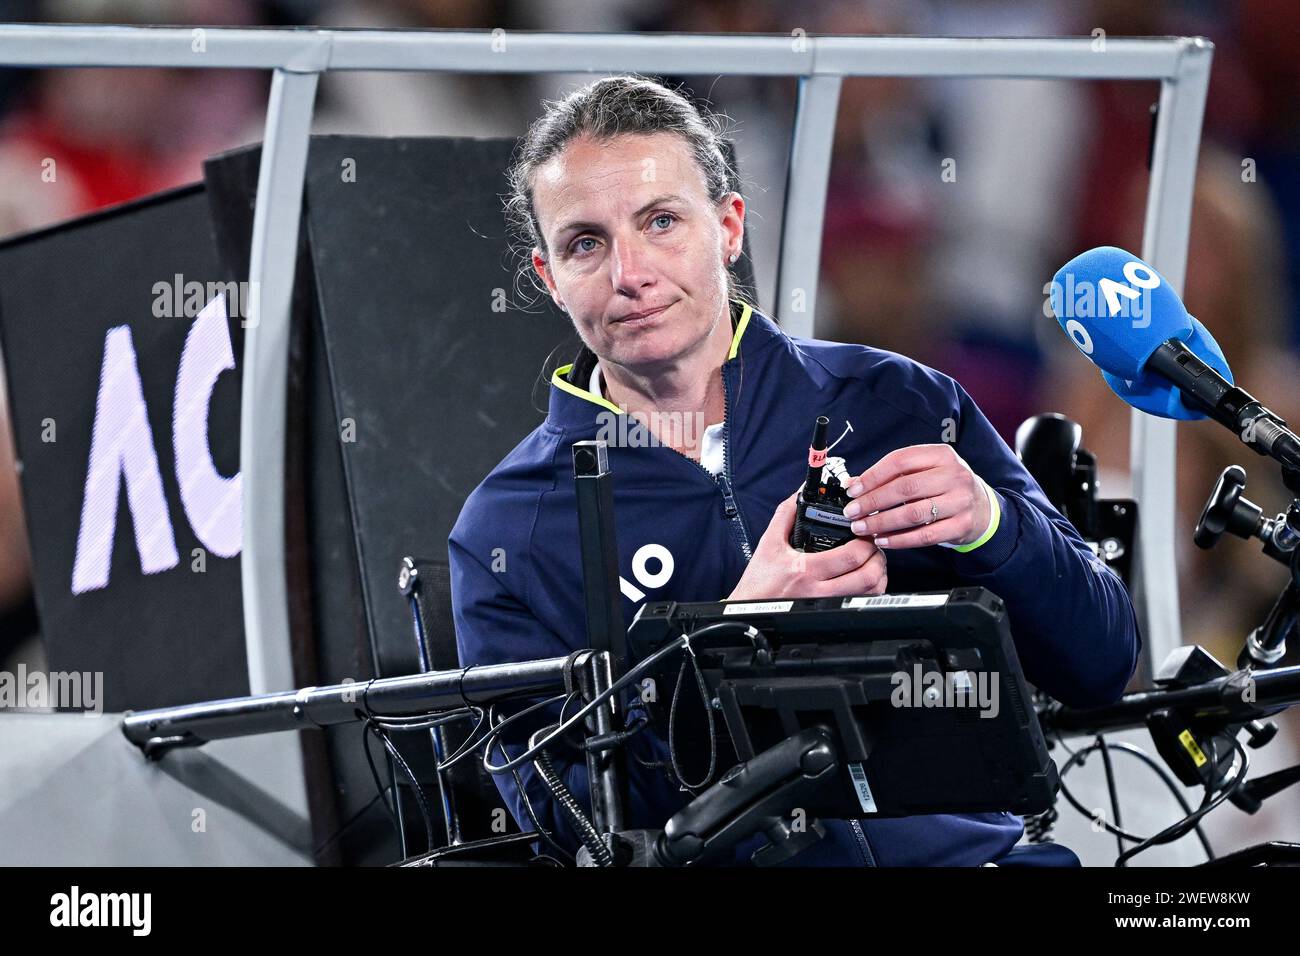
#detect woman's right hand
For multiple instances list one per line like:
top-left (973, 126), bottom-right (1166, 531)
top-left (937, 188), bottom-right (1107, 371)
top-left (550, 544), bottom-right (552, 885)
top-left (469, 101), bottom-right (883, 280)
top-left (727, 491), bottom-right (887, 602)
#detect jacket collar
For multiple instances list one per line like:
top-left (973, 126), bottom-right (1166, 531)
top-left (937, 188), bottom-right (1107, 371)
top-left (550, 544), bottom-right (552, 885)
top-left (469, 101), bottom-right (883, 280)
top-left (546, 299), bottom-right (779, 432)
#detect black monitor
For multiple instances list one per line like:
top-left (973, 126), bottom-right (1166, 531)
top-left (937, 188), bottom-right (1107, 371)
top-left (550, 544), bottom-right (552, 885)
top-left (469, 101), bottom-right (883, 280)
top-left (627, 587), bottom-right (1058, 820)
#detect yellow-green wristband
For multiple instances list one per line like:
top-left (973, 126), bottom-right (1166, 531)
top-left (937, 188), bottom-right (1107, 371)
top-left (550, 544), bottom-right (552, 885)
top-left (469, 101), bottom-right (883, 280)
top-left (949, 479), bottom-right (1000, 553)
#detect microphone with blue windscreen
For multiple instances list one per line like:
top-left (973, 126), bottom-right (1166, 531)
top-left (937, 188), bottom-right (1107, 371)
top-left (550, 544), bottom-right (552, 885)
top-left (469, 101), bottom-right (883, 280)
top-left (1049, 246), bottom-right (1300, 472)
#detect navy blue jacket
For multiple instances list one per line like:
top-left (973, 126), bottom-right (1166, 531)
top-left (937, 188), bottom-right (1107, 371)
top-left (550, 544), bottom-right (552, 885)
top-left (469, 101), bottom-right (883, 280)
top-left (449, 300), bottom-right (1141, 865)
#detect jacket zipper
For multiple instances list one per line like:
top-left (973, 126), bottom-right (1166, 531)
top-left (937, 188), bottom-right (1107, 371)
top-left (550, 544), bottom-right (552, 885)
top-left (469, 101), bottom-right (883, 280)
top-left (719, 366), bottom-right (753, 561)
top-left (650, 367), bottom-right (753, 563)
top-left (849, 818), bottom-right (877, 866)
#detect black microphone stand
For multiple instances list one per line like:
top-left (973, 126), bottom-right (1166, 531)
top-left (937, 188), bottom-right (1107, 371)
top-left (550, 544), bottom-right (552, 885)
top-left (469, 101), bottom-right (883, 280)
top-left (1031, 463), bottom-right (1300, 864)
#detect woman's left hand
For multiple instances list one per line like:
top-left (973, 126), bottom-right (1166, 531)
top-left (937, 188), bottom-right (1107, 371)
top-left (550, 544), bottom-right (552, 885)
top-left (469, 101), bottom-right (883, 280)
top-left (841, 444), bottom-right (991, 549)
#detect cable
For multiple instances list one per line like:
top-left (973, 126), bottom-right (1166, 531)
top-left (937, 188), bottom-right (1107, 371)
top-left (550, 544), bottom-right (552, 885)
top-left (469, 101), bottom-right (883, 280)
top-left (365, 717), bottom-right (437, 855)
top-left (1114, 736), bottom-right (1248, 866)
top-left (584, 711), bottom-right (650, 752)
top-left (1097, 734), bottom-right (1125, 863)
top-left (364, 704), bottom-right (495, 853)
top-left (366, 708), bottom-right (477, 729)
top-left (485, 703), bottom-right (577, 865)
top-left (1105, 741), bottom-right (1215, 861)
top-left (478, 692), bottom-right (578, 773)
top-left (371, 698), bottom-right (585, 860)
top-left (510, 762), bottom-right (576, 866)
top-left (358, 671), bottom-right (498, 770)
top-left (360, 718), bottom-right (402, 841)
top-left (372, 707), bottom-right (495, 782)
top-left (1053, 729), bottom-right (1218, 861)
top-left (1055, 731), bottom-right (1165, 841)
top-left (377, 717), bottom-right (436, 853)
top-left (433, 707), bottom-right (494, 772)
top-left (386, 737), bottom-right (407, 859)
top-left (529, 723), bottom-right (613, 866)
top-left (667, 652), bottom-right (719, 791)
top-left (479, 658), bottom-right (669, 774)
top-left (351, 620), bottom-right (757, 862)
top-left (481, 621), bottom-right (757, 775)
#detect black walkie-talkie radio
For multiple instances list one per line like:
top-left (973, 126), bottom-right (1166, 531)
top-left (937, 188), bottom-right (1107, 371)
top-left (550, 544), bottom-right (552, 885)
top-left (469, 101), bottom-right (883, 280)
top-left (789, 416), bottom-right (858, 552)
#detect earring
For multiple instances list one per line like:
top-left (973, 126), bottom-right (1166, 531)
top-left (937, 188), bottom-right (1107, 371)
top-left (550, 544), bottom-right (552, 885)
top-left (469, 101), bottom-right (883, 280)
top-left (728, 253), bottom-right (738, 265)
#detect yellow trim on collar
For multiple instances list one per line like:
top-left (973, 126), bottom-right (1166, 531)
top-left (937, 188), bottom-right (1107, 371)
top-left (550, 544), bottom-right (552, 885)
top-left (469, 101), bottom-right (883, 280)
top-left (729, 300), bottom-right (753, 360)
top-left (550, 299), bottom-right (756, 413)
top-left (550, 363), bottom-right (625, 414)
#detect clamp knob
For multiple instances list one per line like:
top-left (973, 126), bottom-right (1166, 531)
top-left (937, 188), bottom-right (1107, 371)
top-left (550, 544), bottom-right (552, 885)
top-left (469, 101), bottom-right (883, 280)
top-left (1195, 466), bottom-right (1264, 549)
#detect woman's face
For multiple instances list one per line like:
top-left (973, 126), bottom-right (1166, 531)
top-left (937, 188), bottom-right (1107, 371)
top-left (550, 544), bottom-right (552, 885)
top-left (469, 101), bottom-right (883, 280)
top-left (530, 131), bottom-right (744, 374)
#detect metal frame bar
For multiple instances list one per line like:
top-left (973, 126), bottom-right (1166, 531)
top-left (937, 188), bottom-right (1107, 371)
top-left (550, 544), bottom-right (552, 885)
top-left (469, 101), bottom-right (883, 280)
top-left (121, 653), bottom-right (575, 750)
top-left (776, 74), bottom-right (841, 337)
top-left (240, 68), bottom-right (320, 694)
top-left (0, 26), bottom-right (1213, 688)
top-left (1133, 38), bottom-right (1215, 673)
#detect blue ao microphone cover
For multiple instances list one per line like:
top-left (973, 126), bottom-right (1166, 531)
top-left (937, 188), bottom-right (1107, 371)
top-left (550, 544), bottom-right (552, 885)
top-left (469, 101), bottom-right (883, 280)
top-left (1049, 245), bottom-right (1300, 470)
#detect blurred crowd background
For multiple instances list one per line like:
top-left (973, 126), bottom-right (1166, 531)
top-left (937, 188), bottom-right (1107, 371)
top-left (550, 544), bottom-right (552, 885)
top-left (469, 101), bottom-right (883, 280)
top-left (0, 0), bottom-right (1297, 861)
